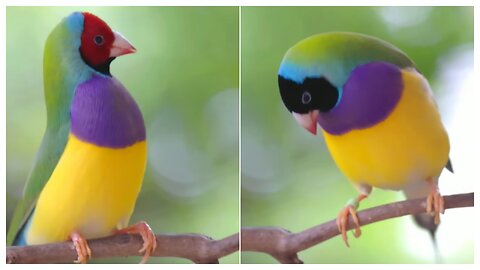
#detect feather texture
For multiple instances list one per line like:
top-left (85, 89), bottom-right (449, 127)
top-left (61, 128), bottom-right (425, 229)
top-left (322, 68), bottom-right (449, 190)
top-left (8, 12), bottom-right (92, 245)
top-left (27, 134), bottom-right (146, 244)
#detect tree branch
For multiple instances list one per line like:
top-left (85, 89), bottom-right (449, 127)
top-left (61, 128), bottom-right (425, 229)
top-left (6, 232), bottom-right (239, 264)
top-left (241, 192), bottom-right (474, 263)
top-left (6, 193), bottom-right (473, 264)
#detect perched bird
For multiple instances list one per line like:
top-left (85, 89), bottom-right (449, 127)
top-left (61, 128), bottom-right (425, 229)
top-left (278, 32), bottom-right (452, 247)
top-left (7, 12), bottom-right (156, 263)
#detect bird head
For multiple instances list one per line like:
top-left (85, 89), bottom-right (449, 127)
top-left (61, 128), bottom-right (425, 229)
top-left (278, 32), bottom-right (414, 136)
top-left (278, 69), bottom-right (338, 135)
top-left (47, 12), bottom-right (136, 77)
top-left (42, 12), bottom-right (137, 121)
top-left (78, 12), bottom-right (136, 75)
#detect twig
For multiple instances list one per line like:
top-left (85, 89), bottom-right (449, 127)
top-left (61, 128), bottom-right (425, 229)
top-left (241, 192), bottom-right (474, 263)
top-left (6, 232), bottom-right (239, 264)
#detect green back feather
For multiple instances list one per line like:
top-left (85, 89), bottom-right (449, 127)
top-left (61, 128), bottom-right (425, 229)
top-left (7, 12), bottom-right (93, 245)
top-left (279, 32), bottom-right (415, 87)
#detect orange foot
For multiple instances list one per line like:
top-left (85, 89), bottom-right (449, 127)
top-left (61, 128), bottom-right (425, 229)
top-left (336, 204), bottom-right (361, 247)
top-left (115, 221), bottom-right (157, 264)
top-left (70, 231), bottom-right (92, 264)
top-left (426, 178), bottom-right (445, 224)
top-left (336, 194), bottom-right (367, 247)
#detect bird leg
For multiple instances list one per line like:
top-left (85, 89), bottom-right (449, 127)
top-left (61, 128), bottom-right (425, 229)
top-left (336, 193), bottom-right (368, 247)
top-left (70, 231), bottom-right (92, 264)
top-left (426, 177), bottom-right (445, 224)
top-left (114, 221), bottom-right (157, 264)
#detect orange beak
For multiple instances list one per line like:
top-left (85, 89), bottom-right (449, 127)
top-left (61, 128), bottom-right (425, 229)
top-left (292, 110), bottom-right (319, 135)
top-left (110, 31), bottom-right (136, 57)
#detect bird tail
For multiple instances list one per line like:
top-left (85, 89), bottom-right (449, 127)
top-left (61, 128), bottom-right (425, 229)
top-left (412, 214), bottom-right (442, 263)
top-left (403, 160), bottom-right (452, 263)
top-left (403, 179), bottom-right (442, 263)
top-left (11, 210), bottom-right (34, 246)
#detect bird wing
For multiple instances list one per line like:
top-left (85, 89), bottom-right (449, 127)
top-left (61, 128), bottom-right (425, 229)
top-left (7, 123), bottom-right (70, 245)
top-left (414, 67), bottom-right (454, 174)
top-left (445, 158), bottom-right (454, 173)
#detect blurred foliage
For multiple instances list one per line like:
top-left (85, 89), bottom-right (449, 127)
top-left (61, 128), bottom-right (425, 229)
top-left (6, 7), bottom-right (239, 263)
top-left (241, 6), bottom-right (473, 264)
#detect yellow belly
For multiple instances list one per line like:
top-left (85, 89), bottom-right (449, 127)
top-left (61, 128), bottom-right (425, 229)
top-left (323, 69), bottom-right (449, 190)
top-left (27, 134), bottom-right (147, 244)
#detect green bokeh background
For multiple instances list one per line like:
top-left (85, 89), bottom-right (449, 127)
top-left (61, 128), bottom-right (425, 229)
top-left (241, 6), bottom-right (473, 263)
top-left (6, 7), bottom-right (239, 263)
top-left (5, 5), bottom-right (475, 265)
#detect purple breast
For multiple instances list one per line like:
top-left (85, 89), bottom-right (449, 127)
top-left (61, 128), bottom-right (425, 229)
top-left (317, 61), bottom-right (404, 135)
top-left (70, 74), bottom-right (146, 148)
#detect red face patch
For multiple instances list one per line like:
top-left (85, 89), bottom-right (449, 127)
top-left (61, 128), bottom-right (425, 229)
top-left (80, 12), bottom-right (115, 67)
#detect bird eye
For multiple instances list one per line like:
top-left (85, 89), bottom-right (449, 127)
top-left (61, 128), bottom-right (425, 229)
top-left (94, 35), bottom-right (104, 45)
top-left (301, 91), bottom-right (312, 105)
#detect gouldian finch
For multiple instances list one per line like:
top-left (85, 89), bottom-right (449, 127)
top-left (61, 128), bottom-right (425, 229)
top-left (278, 32), bottom-right (452, 247)
top-left (7, 12), bottom-right (156, 263)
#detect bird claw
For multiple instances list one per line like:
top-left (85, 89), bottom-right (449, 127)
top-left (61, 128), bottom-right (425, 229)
top-left (426, 187), bottom-right (445, 224)
top-left (116, 221), bottom-right (157, 264)
top-left (71, 231), bottom-right (92, 264)
top-left (336, 204), bottom-right (361, 247)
